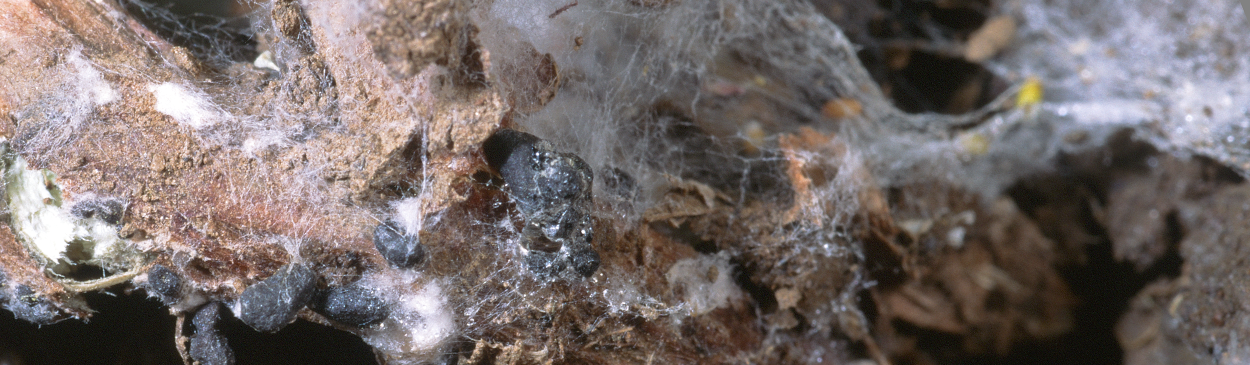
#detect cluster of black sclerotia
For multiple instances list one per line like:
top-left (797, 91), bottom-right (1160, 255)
top-left (145, 260), bottom-right (392, 365)
top-left (484, 129), bottom-right (601, 278)
top-left (1, 129), bottom-right (604, 365)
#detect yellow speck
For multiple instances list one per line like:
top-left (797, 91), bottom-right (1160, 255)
top-left (742, 121), bottom-right (766, 153)
top-left (752, 75), bottom-right (767, 86)
top-left (1016, 77), bottom-right (1043, 108)
top-left (958, 132), bottom-right (990, 155)
top-left (1168, 294), bottom-right (1184, 316)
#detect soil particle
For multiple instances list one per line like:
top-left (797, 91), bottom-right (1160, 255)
top-left (368, 0), bottom-right (469, 79)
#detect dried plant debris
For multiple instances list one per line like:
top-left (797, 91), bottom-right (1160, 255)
top-left (0, 0), bottom-right (1246, 364)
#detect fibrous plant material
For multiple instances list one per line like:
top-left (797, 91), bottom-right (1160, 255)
top-left (0, 0), bottom-right (1245, 363)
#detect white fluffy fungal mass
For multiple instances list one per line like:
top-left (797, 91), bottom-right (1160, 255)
top-left (149, 83), bottom-right (227, 129)
top-left (665, 252), bottom-right (743, 316)
top-left (2, 143), bottom-right (130, 276)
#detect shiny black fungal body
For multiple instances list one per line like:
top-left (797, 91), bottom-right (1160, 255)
top-left (190, 302), bottom-right (236, 365)
top-left (569, 245), bottom-right (601, 278)
top-left (311, 282), bottom-right (390, 327)
top-left (483, 129), bottom-right (601, 278)
top-left (236, 263), bottom-right (318, 333)
top-left (372, 220), bottom-right (425, 268)
top-left (146, 264), bottom-right (181, 305)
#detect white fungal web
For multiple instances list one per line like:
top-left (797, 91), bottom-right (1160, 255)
top-left (992, 0), bottom-right (1250, 174)
top-left (458, 0), bottom-right (1250, 360)
top-left (987, 0), bottom-right (1250, 359)
top-left (471, 0), bottom-right (887, 360)
top-left (8, 48), bottom-right (120, 161)
top-left (0, 0), bottom-right (1007, 362)
top-left (6, 0), bottom-right (1245, 362)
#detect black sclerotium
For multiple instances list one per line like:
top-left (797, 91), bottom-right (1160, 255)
top-left (190, 302), bottom-right (236, 365)
top-left (569, 244), bottom-right (601, 278)
top-left (70, 199), bottom-right (125, 225)
top-left (483, 129), bottom-right (600, 277)
top-left (524, 250), bottom-right (565, 276)
top-left (373, 220), bottom-right (425, 268)
top-left (236, 263), bottom-right (318, 333)
top-left (311, 282), bottom-right (390, 327)
top-left (484, 129), bottom-right (592, 217)
top-left (146, 264), bottom-right (181, 305)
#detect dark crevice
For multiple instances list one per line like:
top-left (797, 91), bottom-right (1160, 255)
top-left (217, 310), bottom-right (378, 365)
top-left (636, 102), bottom-right (795, 206)
top-left (812, 0), bottom-right (1007, 114)
top-left (372, 133), bottom-right (426, 201)
top-left (990, 142), bottom-right (1188, 365)
top-left (991, 223), bottom-right (1180, 365)
top-left (884, 130), bottom-right (1192, 364)
top-left (452, 27), bottom-right (489, 89)
top-left (56, 262), bottom-right (107, 281)
top-left (1193, 155), bottom-right (1247, 185)
top-left (890, 319), bottom-right (967, 364)
top-left (887, 52), bottom-right (1003, 114)
top-left (1016, 238), bottom-right (1128, 365)
top-left (862, 233), bottom-right (909, 288)
top-left (1146, 211), bottom-right (1185, 280)
top-left (648, 221), bottom-right (719, 254)
top-left (0, 290), bottom-right (181, 365)
top-left (731, 259), bottom-right (778, 314)
top-left (120, 0), bottom-right (258, 71)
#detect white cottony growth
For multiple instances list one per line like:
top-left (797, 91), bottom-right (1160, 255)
top-left (1048, 100), bottom-right (1158, 126)
top-left (665, 252), bottom-right (743, 316)
top-left (359, 272), bottom-right (454, 362)
top-left (149, 83), bottom-right (226, 129)
top-left (992, 0), bottom-right (1250, 174)
top-left (400, 283), bottom-right (454, 349)
top-left (391, 198), bottom-right (425, 234)
top-left (10, 49), bottom-right (121, 153)
top-left (487, 0), bottom-right (583, 55)
top-left (5, 153), bottom-right (76, 261)
top-left (42, 0), bottom-right (1249, 360)
top-left (3, 149), bottom-right (123, 267)
top-left (79, 213), bottom-right (121, 261)
top-left (67, 51), bottom-right (116, 106)
top-left (252, 50), bottom-right (280, 72)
